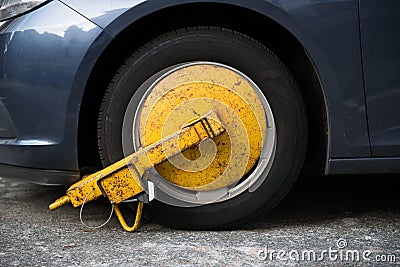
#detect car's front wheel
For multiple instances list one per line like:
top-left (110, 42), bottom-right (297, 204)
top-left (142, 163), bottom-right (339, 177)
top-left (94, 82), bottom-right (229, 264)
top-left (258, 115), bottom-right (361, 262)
top-left (97, 27), bottom-right (307, 229)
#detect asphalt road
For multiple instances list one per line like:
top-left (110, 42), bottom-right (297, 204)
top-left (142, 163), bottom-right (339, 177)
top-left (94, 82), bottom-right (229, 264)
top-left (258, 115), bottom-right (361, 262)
top-left (1, 173), bottom-right (399, 266)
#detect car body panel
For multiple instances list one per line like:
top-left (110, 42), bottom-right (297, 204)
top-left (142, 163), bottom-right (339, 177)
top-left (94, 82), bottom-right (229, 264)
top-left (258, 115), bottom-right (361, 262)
top-left (63, 0), bottom-right (371, 159)
top-left (359, 0), bottom-right (400, 156)
top-left (329, 157), bottom-right (400, 174)
top-left (60, 0), bottom-right (145, 30)
top-left (0, 99), bottom-right (17, 138)
top-left (0, 0), bottom-right (101, 170)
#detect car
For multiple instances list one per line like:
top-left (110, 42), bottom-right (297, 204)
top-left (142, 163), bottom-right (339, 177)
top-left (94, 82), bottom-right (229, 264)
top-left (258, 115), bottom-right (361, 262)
top-left (0, 0), bottom-right (399, 230)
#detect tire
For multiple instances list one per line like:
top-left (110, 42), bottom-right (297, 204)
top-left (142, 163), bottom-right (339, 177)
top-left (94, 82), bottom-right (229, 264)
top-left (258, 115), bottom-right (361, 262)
top-left (98, 27), bottom-right (307, 230)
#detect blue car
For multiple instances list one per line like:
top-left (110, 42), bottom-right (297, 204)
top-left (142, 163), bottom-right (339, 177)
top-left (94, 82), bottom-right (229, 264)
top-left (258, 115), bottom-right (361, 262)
top-left (0, 0), bottom-right (399, 229)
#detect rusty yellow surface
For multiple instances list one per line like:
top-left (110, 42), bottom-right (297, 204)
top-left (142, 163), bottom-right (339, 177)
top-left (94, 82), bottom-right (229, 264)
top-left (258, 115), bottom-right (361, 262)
top-left (49, 113), bottom-right (225, 210)
top-left (138, 64), bottom-right (267, 191)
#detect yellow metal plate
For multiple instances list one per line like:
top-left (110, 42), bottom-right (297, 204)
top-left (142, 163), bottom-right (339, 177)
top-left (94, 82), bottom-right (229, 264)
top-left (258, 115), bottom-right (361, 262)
top-left (138, 64), bottom-right (267, 191)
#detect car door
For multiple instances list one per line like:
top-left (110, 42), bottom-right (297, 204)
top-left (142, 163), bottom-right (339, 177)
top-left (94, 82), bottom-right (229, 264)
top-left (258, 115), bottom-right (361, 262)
top-left (359, 0), bottom-right (400, 156)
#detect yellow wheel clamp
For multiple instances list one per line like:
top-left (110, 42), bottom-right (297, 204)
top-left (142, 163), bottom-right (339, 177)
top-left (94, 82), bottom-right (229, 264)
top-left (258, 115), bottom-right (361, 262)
top-left (49, 111), bottom-right (225, 232)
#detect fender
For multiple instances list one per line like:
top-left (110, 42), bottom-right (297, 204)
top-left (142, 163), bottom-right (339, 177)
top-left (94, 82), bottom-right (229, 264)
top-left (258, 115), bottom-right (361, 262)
top-left (64, 0), bottom-right (370, 171)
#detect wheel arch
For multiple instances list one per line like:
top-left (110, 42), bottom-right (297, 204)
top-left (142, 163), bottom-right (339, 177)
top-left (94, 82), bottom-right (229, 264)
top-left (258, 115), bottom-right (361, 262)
top-left (76, 2), bottom-right (328, 174)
